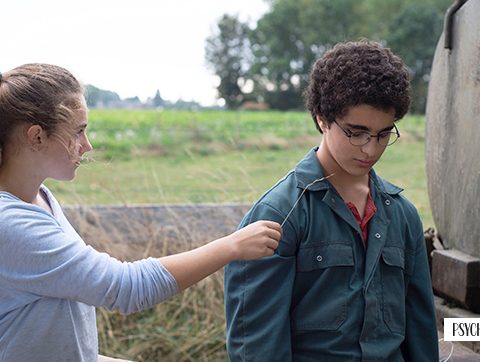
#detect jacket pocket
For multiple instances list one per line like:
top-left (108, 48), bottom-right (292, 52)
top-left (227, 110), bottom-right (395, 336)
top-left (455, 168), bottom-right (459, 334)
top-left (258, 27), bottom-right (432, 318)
top-left (380, 245), bottom-right (412, 335)
top-left (296, 242), bottom-right (354, 272)
top-left (292, 242), bottom-right (354, 331)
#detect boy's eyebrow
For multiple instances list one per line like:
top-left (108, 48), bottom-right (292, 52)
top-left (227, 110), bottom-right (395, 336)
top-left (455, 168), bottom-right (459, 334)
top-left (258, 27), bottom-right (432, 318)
top-left (344, 122), bottom-right (394, 132)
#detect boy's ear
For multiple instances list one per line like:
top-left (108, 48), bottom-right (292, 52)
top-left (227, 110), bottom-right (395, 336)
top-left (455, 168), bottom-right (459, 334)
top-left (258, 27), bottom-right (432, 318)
top-left (316, 116), bottom-right (328, 132)
top-left (25, 124), bottom-right (46, 150)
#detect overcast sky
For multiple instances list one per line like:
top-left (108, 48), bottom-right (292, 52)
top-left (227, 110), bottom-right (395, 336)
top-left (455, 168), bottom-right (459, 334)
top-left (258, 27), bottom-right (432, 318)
top-left (2, 0), bottom-right (269, 106)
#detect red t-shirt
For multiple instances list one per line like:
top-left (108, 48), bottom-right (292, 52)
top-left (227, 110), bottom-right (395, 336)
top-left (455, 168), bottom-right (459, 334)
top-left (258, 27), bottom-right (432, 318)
top-left (346, 191), bottom-right (376, 248)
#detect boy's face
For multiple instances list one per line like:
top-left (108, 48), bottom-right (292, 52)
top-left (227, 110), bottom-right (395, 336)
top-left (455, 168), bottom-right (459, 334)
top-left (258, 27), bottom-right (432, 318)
top-left (317, 104), bottom-right (396, 177)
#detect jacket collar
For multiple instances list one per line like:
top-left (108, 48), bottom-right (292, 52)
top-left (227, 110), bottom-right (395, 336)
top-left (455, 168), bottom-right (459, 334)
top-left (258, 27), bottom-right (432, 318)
top-left (294, 147), bottom-right (331, 191)
top-left (295, 147), bottom-right (403, 196)
top-left (370, 169), bottom-right (403, 196)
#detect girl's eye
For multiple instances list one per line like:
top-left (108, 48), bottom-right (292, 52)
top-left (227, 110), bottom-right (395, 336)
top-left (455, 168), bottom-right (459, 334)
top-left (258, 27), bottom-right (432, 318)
top-left (74, 129), bottom-right (84, 138)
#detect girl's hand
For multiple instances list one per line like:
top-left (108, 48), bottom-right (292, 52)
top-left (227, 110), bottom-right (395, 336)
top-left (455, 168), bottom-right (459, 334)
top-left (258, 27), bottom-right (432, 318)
top-left (229, 220), bottom-right (282, 260)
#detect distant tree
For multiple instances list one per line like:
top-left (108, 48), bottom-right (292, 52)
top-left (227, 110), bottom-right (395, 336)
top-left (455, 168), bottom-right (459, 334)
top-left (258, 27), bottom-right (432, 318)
top-left (205, 14), bottom-right (250, 109)
top-left (248, 0), bottom-right (364, 110)
top-left (123, 96), bottom-right (143, 108)
top-left (357, 0), bottom-right (450, 39)
top-left (172, 99), bottom-right (201, 110)
top-left (247, 0), bottom-right (305, 110)
top-left (247, 0), bottom-right (450, 111)
top-left (152, 89), bottom-right (164, 107)
top-left (386, 4), bottom-right (443, 113)
top-left (84, 84), bottom-right (121, 108)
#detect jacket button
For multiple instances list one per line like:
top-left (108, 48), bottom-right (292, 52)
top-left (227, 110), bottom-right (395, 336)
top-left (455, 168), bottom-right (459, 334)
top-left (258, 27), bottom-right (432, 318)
top-left (375, 233), bottom-right (381, 239)
top-left (316, 255), bottom-right (323, 262)
top-left (385, 199), bottom-right (391, 206)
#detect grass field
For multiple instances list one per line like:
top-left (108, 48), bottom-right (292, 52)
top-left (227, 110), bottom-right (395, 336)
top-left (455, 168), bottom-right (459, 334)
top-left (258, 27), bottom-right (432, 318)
top-left (45, 109), bottom-right (433, 227)
top-left (44, 109), bottom-right (434, 361)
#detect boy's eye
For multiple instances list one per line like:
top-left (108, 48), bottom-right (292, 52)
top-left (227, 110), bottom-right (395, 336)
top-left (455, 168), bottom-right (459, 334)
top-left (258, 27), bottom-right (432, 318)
top-left (350, 131), bottom-right (369, 138)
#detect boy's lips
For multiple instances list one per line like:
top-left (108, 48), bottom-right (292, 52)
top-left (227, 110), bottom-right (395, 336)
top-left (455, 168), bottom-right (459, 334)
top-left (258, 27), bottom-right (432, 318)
top-left (355, 158), bottom-right (374, 167)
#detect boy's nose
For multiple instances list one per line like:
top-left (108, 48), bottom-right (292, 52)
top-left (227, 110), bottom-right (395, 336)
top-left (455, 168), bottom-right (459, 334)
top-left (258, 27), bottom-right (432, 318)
top-left (360, 138), bottom-right (381, 156)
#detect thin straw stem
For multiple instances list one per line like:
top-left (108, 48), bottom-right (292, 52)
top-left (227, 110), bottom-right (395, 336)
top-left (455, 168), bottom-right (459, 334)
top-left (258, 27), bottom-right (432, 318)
top-left (281, 173), bottom-right (334, 227)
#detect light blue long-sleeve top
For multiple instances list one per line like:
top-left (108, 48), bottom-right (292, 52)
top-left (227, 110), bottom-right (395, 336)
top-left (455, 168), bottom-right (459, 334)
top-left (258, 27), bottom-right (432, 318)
top-left (0, 186), bottom-right (178, 361)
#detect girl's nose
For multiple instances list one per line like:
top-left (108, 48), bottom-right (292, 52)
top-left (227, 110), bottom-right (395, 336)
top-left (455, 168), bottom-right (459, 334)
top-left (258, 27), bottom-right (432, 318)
top-left (81, 135), bottom-right (93, 153)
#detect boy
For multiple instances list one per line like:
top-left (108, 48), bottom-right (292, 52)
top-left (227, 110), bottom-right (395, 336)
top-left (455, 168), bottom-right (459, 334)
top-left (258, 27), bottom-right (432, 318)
top-left (224, 40), bottom-right (438, 361)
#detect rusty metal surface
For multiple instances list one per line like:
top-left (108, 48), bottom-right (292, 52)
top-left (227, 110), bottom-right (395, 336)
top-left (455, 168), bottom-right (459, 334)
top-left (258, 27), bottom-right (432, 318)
top-left (426, 0), bottom-right (480, 257)
top-left (444, 0), bottom-right (469, 49)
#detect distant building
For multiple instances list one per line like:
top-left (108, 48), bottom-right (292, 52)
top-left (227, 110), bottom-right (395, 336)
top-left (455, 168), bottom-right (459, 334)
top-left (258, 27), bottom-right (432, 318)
top-left (239, 101), bottom-right (270, 111)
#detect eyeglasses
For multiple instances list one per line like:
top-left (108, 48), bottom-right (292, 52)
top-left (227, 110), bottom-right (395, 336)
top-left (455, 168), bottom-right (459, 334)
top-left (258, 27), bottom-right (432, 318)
top-left (333, 120), bottom-right (400, 147)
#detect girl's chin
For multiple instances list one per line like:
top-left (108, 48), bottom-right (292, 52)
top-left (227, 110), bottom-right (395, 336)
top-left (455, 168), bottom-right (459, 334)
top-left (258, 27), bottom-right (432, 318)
top-left (53, 172), bottom-right (77, 182)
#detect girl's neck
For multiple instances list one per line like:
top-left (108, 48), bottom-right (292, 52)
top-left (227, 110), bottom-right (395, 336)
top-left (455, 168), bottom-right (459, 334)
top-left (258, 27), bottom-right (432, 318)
top-left (0, 159), bottom-right (44, 204)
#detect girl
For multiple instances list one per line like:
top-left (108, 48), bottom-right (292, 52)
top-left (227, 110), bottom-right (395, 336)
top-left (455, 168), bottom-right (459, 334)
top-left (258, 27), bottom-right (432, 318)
top-left (0, 64), bottom-right (281, 362)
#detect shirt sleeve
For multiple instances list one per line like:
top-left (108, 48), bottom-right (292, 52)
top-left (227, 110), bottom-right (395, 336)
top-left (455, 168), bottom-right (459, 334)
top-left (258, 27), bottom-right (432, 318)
top-left (0, 203), bottom-right (178, 315)
top-left (401, 214), bottom-right (439, 361)
top-left (225, 202), bottom-right (297, 361)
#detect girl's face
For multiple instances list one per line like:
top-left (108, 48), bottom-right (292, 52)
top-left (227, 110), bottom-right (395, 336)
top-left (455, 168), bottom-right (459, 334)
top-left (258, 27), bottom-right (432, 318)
top-left (318, 104), bottom-right (396, 178)
top-left (42, 96), bottom-right (92, 181)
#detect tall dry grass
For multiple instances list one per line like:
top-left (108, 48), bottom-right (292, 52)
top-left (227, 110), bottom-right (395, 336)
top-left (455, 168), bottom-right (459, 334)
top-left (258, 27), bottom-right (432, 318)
top-left (65, 204), bottom-right (247, 361)
top-left (96, 274), bottom-right (227, 361)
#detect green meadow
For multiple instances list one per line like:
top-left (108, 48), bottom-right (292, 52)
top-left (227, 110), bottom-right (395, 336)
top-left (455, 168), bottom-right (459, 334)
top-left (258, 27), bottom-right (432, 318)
top-left (46, 109), bottom-right (433, 228)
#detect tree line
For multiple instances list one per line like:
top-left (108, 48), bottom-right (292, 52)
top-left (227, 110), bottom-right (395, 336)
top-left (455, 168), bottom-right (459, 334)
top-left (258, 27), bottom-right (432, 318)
top-left (205, 0), bottom-right (452, 114)
top-left (84, 85), bottom-right (204, 110)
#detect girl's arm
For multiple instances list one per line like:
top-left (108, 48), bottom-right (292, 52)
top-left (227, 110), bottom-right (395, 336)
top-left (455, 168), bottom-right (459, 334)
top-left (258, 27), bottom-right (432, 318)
top-left (159, 220), bottom-right (281, 290)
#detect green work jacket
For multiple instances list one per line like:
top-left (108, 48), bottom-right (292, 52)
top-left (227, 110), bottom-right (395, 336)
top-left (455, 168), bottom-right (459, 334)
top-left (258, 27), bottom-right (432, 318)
top-left (225, 147), bottom-right (438, 361)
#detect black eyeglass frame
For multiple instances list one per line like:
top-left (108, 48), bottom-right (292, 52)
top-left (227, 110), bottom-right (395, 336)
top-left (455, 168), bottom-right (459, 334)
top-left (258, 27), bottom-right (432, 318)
top-left (332, 120), bottom-right (400, 147)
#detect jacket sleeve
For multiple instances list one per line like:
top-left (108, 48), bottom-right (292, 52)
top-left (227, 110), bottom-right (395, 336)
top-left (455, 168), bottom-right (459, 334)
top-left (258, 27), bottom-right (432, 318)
top-left (401, 217), bottom-right (439, 361)
top-left (224, 202), bottom-right (298, 361)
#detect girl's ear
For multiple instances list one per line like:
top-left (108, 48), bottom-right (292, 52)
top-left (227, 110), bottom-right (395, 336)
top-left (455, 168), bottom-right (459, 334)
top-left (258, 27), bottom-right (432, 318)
top-left (25, 125), bottom-right (46, 150)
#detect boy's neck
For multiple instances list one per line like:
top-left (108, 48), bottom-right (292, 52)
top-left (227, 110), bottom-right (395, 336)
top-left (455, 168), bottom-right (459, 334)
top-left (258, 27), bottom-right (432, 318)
top-left (315, 143), bottom-right (370, 189)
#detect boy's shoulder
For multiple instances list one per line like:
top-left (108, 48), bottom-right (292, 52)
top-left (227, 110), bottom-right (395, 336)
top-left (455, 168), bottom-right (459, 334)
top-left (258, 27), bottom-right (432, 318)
top-left (254, 169), bottom-right (299, 209)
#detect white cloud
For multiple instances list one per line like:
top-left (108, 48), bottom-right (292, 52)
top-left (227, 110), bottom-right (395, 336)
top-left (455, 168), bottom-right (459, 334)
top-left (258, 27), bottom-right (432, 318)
top-left (1, 0), bottom-right (268, 105)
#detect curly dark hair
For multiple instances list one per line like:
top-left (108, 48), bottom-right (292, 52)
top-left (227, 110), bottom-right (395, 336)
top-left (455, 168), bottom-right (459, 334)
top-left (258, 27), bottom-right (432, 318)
top-left (304, 40), bottom-right (411, 133)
